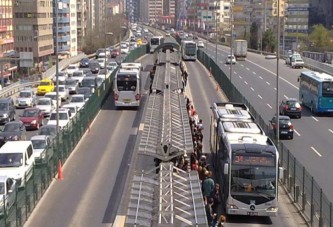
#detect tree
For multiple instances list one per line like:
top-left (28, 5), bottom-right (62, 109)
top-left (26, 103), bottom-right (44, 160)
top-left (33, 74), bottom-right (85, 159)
top-left (308, 24), bottom-right (331, 51)
top-left (262, 29), bottom-right (275, 52)
top-left (249, 22), bottom-right (259, 50)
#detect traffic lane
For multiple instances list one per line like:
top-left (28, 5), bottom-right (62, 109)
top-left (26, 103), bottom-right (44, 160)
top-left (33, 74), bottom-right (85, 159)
top-left (184, 57), bottom-right (305, 227)
top-left (24, 54), bottom-right (153, 227)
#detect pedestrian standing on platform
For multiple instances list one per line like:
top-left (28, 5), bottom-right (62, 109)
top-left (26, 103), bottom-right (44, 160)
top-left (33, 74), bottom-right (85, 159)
top-left (202, 171), bottom-right (215, 198)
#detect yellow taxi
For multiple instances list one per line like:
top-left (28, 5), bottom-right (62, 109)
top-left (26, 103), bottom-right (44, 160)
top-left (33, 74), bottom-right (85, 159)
top-left (37, 79), bottom-right (54, 95)
top-left (136, 38), bottom-right (142, 46)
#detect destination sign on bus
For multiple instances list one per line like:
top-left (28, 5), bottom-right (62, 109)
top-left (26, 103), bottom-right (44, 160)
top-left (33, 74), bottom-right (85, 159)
top-left (232, 155), bottom-right (275, 166)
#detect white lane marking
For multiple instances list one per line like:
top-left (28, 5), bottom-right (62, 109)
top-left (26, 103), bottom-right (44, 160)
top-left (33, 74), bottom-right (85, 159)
top-left (246, 58), bottom-right (299, 90)
top-left (267, 104), bottom-right (273, 109)
top-left (239, 75), bottom-right (242, 79)
top-left (244, 81), bottom-right (248, 85)
top-left (258, 94), bottom-right (263, 99)
top-left (294, 129), bottom-right (301, 136)
top-left (253, 72), bottom-right (256, 75)
top-left (311, 147), bottom-right (322, 157)
top-left (241, 64), bottom-right (244, 67)
top-left (274, 87), bottom-right (277, 90)
top-left (259, 76), bottom-right (263, 79)
top-left (250, 87), bottom-right (255, 91)
top-left (139, 123), bottom-right (144, 131)
top-left (329, 129), bottom-right (333, 134)
top-left (266, 81), bottom-right (271, 85)
top-left (246, 67), bottom-right (250, 71)
top-left (234, 71), bottom-right (237, 74)
top-left (312, 116), bottom-right (319, 122)
top-left (284, 95), bottom-right (289, 99)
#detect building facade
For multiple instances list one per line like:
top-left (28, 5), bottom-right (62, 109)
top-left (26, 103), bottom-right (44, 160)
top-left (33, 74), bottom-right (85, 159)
top-left (54, 0), bottom-right (77, 57)
top-left (309, 0), bottom-right (333, 29)
top-left (0, 0), bottom-right (14, 57)
top-left (77, 0), bottom-right (87, 50)
top-left (139, 0), bottom-right (149, 23)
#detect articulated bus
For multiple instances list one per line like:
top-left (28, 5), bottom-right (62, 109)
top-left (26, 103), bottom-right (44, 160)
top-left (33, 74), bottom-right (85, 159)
top-left (149, 36), bottom-right (165, 53)
top-left (298, 71), bottom-right (333, 113)
top-left (210, 102), bottom-right (282, 217)
top-left (114, 63), bottom-right (142, 109)
top-left (181, 40), bottom-right (197, 61)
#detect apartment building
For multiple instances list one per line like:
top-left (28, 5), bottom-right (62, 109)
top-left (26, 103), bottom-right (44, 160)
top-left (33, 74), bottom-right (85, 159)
top-left (309, 0), bottom-right (333, 29)
top-left (148, 0), bottom-right (162, 23)
top-left (77, 0), bottom-right (87, 50)
top-left (0, 0), bottom-right (14, 57)
top-left (54, 0), bottom-right (77, 57)
top-left (139, 0), bottom-right (149, 23)
top-left (126, 0), bottom-right (140, 23)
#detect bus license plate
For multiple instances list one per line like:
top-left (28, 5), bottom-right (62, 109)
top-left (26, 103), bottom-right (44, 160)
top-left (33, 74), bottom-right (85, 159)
top-left (123, 99), bottom-right (131, 103)
top-left (291, 108), bottom-right (296, 110)
top-left (247, 212), bottom-right (258, 216)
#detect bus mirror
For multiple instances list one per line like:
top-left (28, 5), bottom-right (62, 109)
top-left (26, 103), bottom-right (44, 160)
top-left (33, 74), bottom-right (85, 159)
top-left (224, 163), bottom-right (229, 175)
top-left (279, 167), bottom-right (284, 180)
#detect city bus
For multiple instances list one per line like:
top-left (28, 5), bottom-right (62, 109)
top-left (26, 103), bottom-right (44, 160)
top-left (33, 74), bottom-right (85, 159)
top-left (298, 71), bottom-right (333, 113)
top-left (149, 36), bottom-right (165, 53)
top-left (114, 63), bottom-right (142, 109)
top-left (181, 40), bottom-right (197, 61)
top-left (210, 102), bottom-right (282, 217)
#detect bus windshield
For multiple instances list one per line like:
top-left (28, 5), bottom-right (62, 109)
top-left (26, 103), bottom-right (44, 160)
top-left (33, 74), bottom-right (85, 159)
top-left (230, 164), bottom-right (276, 198)
top-left (185, 43), bottom-right (197, 56)
top-left (322, 82), bottom-right (333, 97)
top-left (117, 74), bottom-right (137, 91)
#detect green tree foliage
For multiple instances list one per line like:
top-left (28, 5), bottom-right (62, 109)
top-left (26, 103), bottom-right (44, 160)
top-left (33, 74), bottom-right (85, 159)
top-left (249, 22), bottom-right (259, 49)
top-left (309, 24), bottom-right (331, 50)
top-left (262, 29), bottom-right (275, 52)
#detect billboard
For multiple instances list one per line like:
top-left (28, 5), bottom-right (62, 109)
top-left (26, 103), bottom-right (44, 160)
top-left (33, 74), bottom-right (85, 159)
top-left (19, 52), bottom-right (33, 68)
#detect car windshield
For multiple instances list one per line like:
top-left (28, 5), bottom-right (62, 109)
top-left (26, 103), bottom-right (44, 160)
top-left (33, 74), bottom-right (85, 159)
top-left (56, 87), bottom-right (65, 92)
top-left (68, 66), bottom-right (76, 70)
top-left (50, 113), bottom-right (68, 120)
top-left (37, 99), bottom-right (50, 105)
top-left (72, 72), bottom-right (83, 77)
top-left (279, 119), bottom-right (291, 125)
top-left (0, 153), bottom-right (23, 167)
top-left (0, 103), bottom-right (8, 111)
top-left (19, 92), bottom-right (31, 98)
top-left (39, 81), bottom-right (50, 86)
top-left (286, 100), bottom-right (300, 108)
top-left (3, 123), bottom-right (20, 132)
top-left (23, 109), bottom-right (38, 117)
top-left (65, 80), bottom-right (76, 85)
top-left (81, 79), bottom-right (95, 87)
top-left (32, 139), bottom-right (47, 150)
top-left (45, 94), bottom-right (56, 100)
top-left (0, 182), bottom-right (4, 194)
top-left (39, 127), bottom-right (56, 136)
top-left (71, 96), bottom-right (84, 102)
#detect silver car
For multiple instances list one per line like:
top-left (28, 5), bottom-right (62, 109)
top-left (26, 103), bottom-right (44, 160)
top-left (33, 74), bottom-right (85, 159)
top-left (36, 97), bottom-right (54, 117)
top-left (31, 135), bottom-right (52, 164)
top-left (65, 78), bottom-right (79, 94)
top-left (15, 89), bottom-right (36, 108)
top-left (0, 176), bottom-right (16, 216)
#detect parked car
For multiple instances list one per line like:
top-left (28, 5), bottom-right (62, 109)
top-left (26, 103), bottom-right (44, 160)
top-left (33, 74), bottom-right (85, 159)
top-left (0, 98), bottom-right (15, 124)
top-left (279, 98), bottom-right (302, 118)
top-left (38, 125), bottom-right (59, 140)
top-left (69, 94), bottom-right (86, 110)
top-left (0, 141), bottom-right (34, 188)
top-left (0, 176), bottom-right (16, 215)
top-left (270, 115), bottom-right (294, 139)
top-left (19, 108), bottom-right (44, 130)
top-left (37, 79), bottom-right (55, 95)
top-left (44, 92), bottom-right (62, 108)
top-left (77, 87), bottom-right (93, 100)
top-left (65, 78), bottom-right (79, 94)
top-left (55, 85), bottom-right (70, 101)
top-left (47, 109), bottom-right (72, 129)
top-left (15, 89), bottom-right (37, 108)
top-left (225, 55), bottom-right (236, 64)
top-left (111, 49), bottom-right (120, 58)
top-left (30, 135), bottom-right (52, 165)
top-left (79, 58), bottom-right (90, 68)
top-left (0, 121), bottom-right (27, 146)
top-left (36, 98), bottom-right (54, 117)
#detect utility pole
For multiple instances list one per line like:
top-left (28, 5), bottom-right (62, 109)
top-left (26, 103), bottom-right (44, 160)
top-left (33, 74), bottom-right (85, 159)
top-left (230, 1), bottom-right (234, 83)
top-left (276, 0), bottom-right (281, 147)
top-left (55, 0), bottom-right (60, 134)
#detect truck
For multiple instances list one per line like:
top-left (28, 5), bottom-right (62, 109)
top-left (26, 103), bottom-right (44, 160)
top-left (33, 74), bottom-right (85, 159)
top-left (233, 39), bottom-right (247, 60)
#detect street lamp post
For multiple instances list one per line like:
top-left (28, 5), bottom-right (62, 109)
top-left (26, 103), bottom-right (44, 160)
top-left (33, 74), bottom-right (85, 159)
top-left (275, 0), bottom-right (281, 146)
top-left (215, 2), bottom-right (218, 63)
top-left (230, 1), bottom-right (234, 83)
top-left (55, 0), bottom-right (60, 135)
top-left (105, 32), bottom-right (114, 81)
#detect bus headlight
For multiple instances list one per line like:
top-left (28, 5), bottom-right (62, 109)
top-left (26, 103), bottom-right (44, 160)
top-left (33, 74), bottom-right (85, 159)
top-left (227, 204), bottom-right (238, 209)
top-left (267, 207), bottom-right (278, 212)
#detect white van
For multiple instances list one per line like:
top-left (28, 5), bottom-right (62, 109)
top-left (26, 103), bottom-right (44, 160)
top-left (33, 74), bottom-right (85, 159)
top-left (0, 141), bottom-right (34, 188)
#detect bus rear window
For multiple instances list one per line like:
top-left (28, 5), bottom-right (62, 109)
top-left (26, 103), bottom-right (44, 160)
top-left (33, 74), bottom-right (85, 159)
top-left (117, 74), bottom-right (137, 91)
top-left (322, 82), bottom-right (333, 97)
top-left (151, 38), bottom-right (159, 45)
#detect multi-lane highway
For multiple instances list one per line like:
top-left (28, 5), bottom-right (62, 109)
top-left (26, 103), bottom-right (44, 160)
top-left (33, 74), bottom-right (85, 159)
top-left (203, 40), bottom-right (333, 202)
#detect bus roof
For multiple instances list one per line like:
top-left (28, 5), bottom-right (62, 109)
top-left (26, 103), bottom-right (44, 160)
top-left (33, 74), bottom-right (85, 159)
top-left (219, 121), bottom-right (264, 135)
top-left (120, 63), bottom-right (142, 70)
top-left (151, 36), bottom-right (164, 39)
top-left (212, 102), bottom-right (251, 120)
top-left (301, 71), bottom-right (333, 82)
top-left (224, 133), bottom-right (270, 146)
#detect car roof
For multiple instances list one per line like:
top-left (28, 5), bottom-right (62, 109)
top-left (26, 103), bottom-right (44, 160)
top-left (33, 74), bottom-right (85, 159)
top-left (286, 98), bottom-right (298, 102)
top-left (279, 115), bottom-right (291, 120)
top-left (38, 97), bottom-right (52, 101)
top-left (63, 103), bottom-right (78, 107)
top-left (71, 94), bottom-right (84, 97)
top-left (45, 92), bottom-right (56, 95)
top-left (20, 89), bottom-right (33, 92)
top-left (31, 135), bottom-right (49, 140)
top-left (83, 76), bottom-right (96, 79)
top-left (40, 79), bottom-right (52, 82)
top-left (0, 141), bottom-right (32, 154)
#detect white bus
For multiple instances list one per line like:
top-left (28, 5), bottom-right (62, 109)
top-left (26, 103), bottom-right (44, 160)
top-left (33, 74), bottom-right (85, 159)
top-left (181, 40), bottom-right (197, 61)
top-left (210, 102), bottom-right (282, 217)
top-left (149, 36), bottom-right (165, 53)
top-left (114, 63), bottom-right (142, 109)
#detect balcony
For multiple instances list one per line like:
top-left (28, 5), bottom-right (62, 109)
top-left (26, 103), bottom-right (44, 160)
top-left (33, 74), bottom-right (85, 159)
top-left (58, 26), bottom-right (70, 32)
top-left (59, 35), bottom-right (70, 42)
top-left (59, 8), bottom-right (70, 13)
top-left (58, 45), bottom-right (70, 52)
top-left (58, 17), bottom-right (70, 23)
